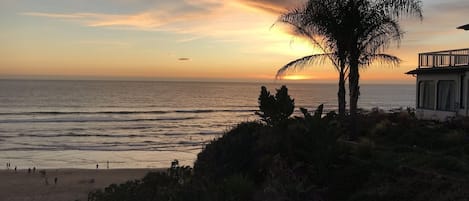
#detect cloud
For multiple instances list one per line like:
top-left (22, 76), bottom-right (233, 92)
top-left (21, 12), bottom-right (87, 19)
top-left (21, 0), bottom-right (224, 30)
top-left (236, 0), bottom-right (305, 14)
top-left (23, 10), bottom-right (212, 30)
top-left (77, 40), bottom-right (131, 47)
top-left (21, 0), bottom-right (302, 32)
top-left (178, 57), bottom-right (190, 61)
top-left (19, 0), bottom-right (316, 59)
top-left (20, 1), bottom-right (277, 39)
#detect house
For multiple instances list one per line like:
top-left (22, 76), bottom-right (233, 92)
top-left (406, 48), bottom-right (469, 121)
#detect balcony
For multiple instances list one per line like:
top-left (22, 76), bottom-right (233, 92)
top-left (418, 48), bottom-right (469, 68)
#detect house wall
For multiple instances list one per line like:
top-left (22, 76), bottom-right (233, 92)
top-left (415, 72), bottom-right (467, 121)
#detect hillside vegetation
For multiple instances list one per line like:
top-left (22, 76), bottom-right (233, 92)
top-left (89, 86), bottom-right (469, 201)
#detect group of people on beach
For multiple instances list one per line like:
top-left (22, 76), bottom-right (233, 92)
top-left (6, 162), bottom-right (19, 172)
top-left (6, 162), bottom-right (60, 185)
top-left (7, 161), bottom-right (110, 171)
top-left (96, 161), bottom-right (110, 169)
top-left (28, 167), bottom-right (37, 173)
top-left (6, 162), bottom-right (37, 174)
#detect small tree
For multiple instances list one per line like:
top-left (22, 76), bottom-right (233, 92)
top-left (256, 86), bottom-right (295, 126)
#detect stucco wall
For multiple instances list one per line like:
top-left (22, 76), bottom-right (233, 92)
top-left (415, 72), bottom-right (467, 120)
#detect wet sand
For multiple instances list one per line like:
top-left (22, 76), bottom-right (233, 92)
top-left (0, 168), bottom-right (160, 201)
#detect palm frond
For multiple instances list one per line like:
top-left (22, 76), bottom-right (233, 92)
top-left (377, 0), bottom-right (423, 20)
top-left (275, 7), bottom-right (341, 69)
top-left (360, 17), bottom-right (403, 54)
top-left (276, 11), bottom-right (329, 53)
top-left (359, 53), bottom-right (401, 67)
top-left (276, 53), bottom-right (334, 79)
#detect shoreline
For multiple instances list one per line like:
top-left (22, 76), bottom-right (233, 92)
top-left (0, 168), bottom-right (162, 201)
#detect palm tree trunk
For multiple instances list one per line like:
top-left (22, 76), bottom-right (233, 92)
top-left (348, 63), bottom-right (360, 141)
top-left (338, 68), bottom-right (346, 119)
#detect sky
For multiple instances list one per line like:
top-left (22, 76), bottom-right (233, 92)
top-left (0, 0), bottom-right (468, 83)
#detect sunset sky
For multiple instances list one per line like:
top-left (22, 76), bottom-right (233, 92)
top-left (1, 0), bottom-right (468, 83)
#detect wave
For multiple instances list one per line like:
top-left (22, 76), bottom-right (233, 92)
top-left (16, 130), bottom-right (222, 138)
top-left (174, 109), bottom-right (256, 114)
top-left (117, 126), bottom-right (154, 130)
top-left (0, 117), bottom-right (198, 124)
top-left (18, 133), bottom-right (149, 138)
top-left (0, 109), bottom-right (257, 116)
top-left (0, 141), bottom-right (207, 152)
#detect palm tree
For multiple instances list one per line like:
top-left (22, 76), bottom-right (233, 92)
top-left (275, 0), bottom-right (350, 119)
top-left (339, 0), bottom-right (422, 139)
top-left (277, 0), bottom-right (422, 139)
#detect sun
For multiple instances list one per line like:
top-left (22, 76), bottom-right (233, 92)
top-left (283, 74), bottom-right (315, 80)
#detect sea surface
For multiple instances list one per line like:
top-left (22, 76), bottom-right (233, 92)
top-left (0, 80), bottom-right (415, 169)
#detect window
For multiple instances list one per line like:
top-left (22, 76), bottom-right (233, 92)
top-left (437, 80), bottom-right (455, 111)
top-left (419, 81), bottom-right (435, 109)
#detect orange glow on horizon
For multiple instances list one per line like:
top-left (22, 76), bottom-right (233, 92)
top-left (282, 74), bottom-right (315, 80)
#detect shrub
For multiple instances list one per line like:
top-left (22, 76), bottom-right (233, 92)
top-left (355, 138), bottom-right (375, 159)
top-left (193, 122), bottom-right (264, 182)
top-left (256, 86), bottom-right (294, 126)
top-left (88, 89), bottom-right (469, 201)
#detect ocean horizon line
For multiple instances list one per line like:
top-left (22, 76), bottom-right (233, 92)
top-left (0, 77), bottom-right (415, 85)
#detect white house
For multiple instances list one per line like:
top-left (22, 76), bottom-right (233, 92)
top-left (406, 48), bottom-right (469, 121)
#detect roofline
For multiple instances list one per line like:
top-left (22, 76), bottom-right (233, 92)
top-left (406, 66), bottom-right (469, 75)
top-left (419, 48), bottom-right (469, 55)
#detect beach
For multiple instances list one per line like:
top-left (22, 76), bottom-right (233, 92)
top-left (0, 168), bottom-right (159, 201)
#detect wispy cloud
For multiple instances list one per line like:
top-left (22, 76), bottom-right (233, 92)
top-left (235, 0), bottom-right (305, 14)
top-left (178, 57), bottom-right (190, 61)
top-left (76, 40), bottom-right (132, 47)
top-left (19, 1), bottom-right (277, 39)
top-left (21, 12), bottom-right (88, 19)
top-left (19, 0), bottom-right (321, 64)
top-left (21, 0), bottom-right (224, 30)
top-left (22, 10), bottom-right (206, 30)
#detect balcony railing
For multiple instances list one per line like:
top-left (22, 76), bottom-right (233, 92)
top-left (418, 48), bottom-right (469, 68)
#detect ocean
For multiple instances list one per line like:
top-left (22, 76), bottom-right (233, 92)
top-left (0, 80), bottom-right (415, 169)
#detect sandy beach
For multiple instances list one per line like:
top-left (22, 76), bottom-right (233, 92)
top-left (0, 168), bottom-right (160, 201)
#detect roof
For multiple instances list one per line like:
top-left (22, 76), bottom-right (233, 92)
top-left (406, 66), bottom-right (469, 75)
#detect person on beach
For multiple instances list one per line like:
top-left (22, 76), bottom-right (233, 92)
top-left (54, 177), bottom-right (58, 184)
top-left (33, 167), bottom-right (36, 173)
top-left (96, 163), bottom-right (99, 169)
top-left (14, 166), bottom-right (17, 173)
top-left (28, 168), bottom-right (31, 173)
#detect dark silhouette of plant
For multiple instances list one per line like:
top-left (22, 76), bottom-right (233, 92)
top-left (256, 85), bottom-right (294, 126)
top-left (88, 92), bottom-right (469, 201)
top-left (338, 0), bottom-right (422, 140)
top-left (275, 1), bottom-right (348, 119)
top-left (193, 122), bottom-right (263, 183)
top-left (89, 109), bottom-right (469, 201)
top-left (168, 159), bottom-right (192, 185)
